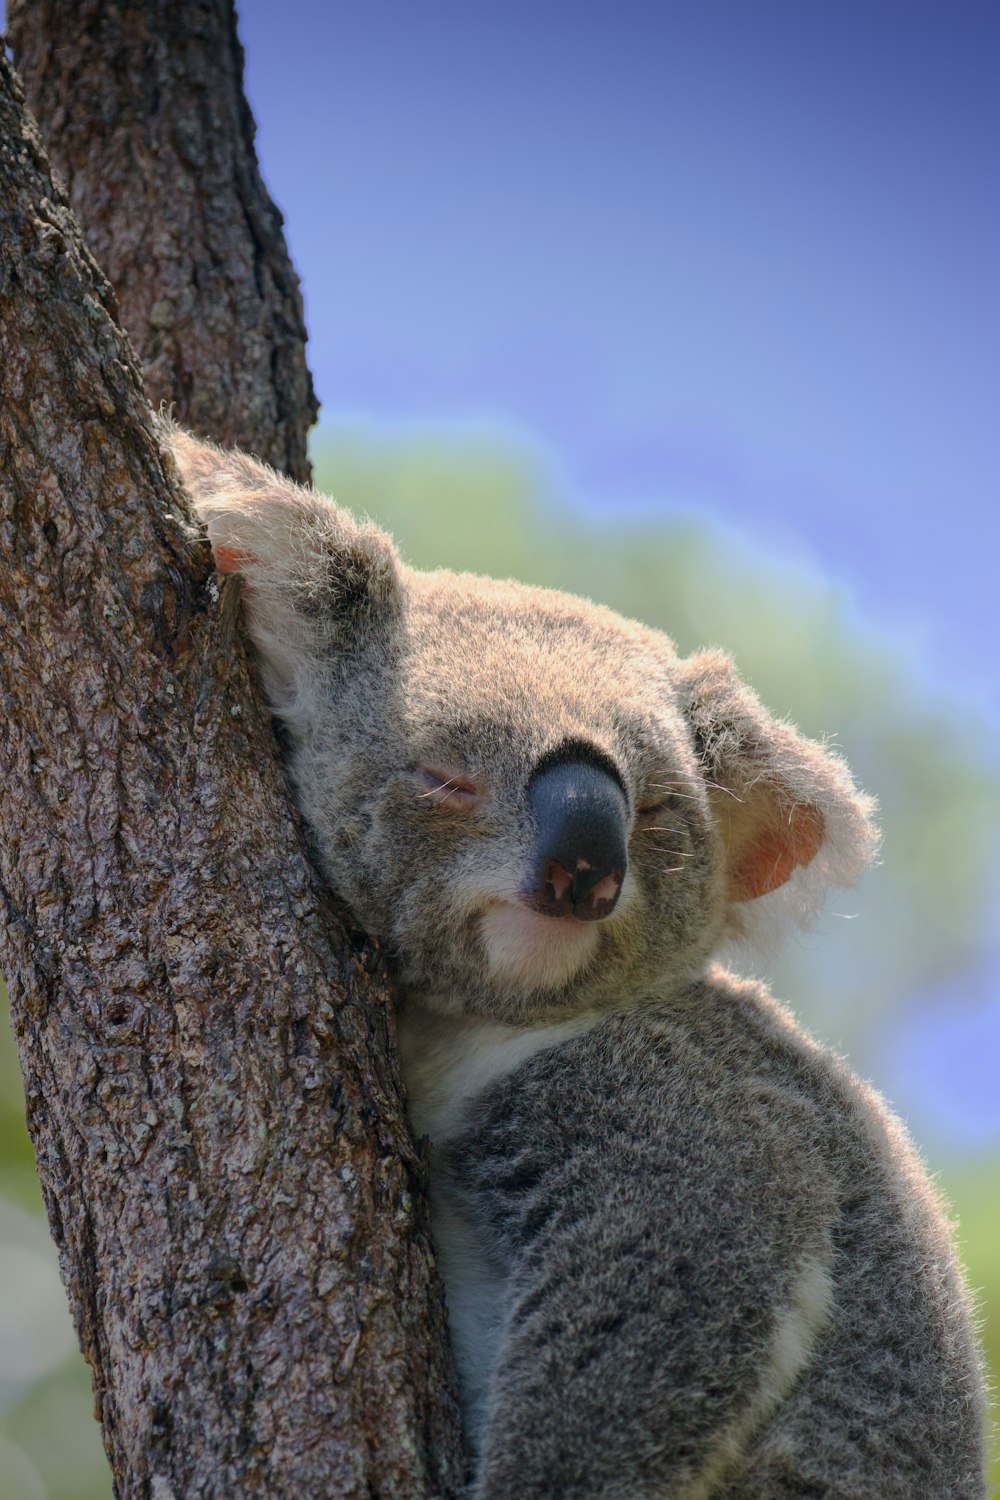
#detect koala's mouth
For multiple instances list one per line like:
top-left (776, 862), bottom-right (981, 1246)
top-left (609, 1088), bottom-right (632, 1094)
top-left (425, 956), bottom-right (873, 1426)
top-left (478, 900), bottom-right (600, 991)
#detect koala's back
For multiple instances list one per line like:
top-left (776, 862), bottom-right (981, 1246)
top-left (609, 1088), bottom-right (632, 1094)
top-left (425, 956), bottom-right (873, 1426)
top-left (428, 968), bottom-right (985, 1500)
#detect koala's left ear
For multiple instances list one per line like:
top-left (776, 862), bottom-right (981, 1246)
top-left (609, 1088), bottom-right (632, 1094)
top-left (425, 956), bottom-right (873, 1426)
top-left (677, 649), bottom-right (879, 910)
top-left (165, 423), bottom-right (402, 707)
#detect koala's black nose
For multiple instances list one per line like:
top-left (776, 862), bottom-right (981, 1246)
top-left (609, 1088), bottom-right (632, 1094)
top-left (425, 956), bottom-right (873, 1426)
top-left (526, 758), bottom-right (628, 921)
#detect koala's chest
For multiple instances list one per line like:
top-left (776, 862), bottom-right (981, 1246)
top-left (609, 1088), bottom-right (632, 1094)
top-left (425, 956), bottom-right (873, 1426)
top-left (394, 998), bottom-right (602, 1146)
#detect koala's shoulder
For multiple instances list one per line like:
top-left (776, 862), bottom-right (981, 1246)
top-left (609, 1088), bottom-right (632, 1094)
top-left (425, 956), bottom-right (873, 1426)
top-left (444, 967), bottom-right (923, 1226)
top-left (445, 977), bottom-right (820, 1164)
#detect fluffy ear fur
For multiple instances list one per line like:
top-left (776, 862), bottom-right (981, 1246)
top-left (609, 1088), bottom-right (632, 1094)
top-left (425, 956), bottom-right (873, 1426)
top-left (677, 649), bottom-right (879, 927)
top-left (166, 424), bottom-right (402, 720)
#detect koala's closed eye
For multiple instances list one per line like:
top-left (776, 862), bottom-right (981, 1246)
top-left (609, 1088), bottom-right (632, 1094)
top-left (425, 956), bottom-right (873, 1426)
top-left (633, 769), bottom-right (709, 825)
top-left (414, 767), bottom-right (486, 810)
top-left (633, 796), bottom-right (670, 822)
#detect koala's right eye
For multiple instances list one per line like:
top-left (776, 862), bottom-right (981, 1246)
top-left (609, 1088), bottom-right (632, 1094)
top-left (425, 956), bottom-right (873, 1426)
top-left (414, 767), bottom-right (486, 812)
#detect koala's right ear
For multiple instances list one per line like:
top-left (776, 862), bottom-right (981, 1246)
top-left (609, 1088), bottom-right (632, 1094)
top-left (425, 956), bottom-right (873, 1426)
top-left (167, 424), bottom-right (402, 703)
top-left (676, 648), bottom-right (879, 930)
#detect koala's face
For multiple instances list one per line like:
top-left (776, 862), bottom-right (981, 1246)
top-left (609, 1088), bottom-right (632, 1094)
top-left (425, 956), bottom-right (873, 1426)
top-left (174, 427), bottom-right (877, 1023)
top-left (293, 569), bottom-right (722, 1020)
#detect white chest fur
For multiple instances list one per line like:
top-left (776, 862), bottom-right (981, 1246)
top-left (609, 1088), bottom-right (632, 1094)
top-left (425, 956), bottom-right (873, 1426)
top-left (395, 999), bottom-right (600, 1144)
top-left (395, 999), bottom-right (601, 1446)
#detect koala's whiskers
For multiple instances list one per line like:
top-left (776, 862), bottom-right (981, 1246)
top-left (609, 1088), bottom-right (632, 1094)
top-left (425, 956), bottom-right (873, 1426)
top-left (646, 777), bottom-right (745, 803)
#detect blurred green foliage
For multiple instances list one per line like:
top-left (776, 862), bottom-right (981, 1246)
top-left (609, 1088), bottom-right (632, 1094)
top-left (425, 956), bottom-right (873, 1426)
top-left (1, 982), bottom-right (112, 1500)
top-left (0, 421), bottom-right (996, 1495)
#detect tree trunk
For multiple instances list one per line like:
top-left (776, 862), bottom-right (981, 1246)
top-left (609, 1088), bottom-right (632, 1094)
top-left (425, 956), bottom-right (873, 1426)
top-left (0, 38), bottom-right (463, 1500)
top-left (6, 0), bottom-right (318, 482)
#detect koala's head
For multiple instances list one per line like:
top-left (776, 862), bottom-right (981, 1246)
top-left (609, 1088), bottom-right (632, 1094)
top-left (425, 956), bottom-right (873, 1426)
top-left (172, 427), bottom-right (878, 1024)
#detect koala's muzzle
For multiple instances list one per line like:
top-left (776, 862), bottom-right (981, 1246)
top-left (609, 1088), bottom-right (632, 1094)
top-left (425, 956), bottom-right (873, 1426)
top-left (526, 759), bottom-right (628, 921)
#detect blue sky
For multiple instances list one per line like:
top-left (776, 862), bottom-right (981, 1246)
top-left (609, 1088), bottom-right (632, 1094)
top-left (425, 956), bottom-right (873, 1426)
top-left (238, 0), bottom-right (999, 718)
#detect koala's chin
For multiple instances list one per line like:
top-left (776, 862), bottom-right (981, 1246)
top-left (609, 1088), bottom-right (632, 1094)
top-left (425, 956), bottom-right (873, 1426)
top-left (173, 422), bottom-right (988, 1500)
top-left (478, 901), bottom-right (601, 991)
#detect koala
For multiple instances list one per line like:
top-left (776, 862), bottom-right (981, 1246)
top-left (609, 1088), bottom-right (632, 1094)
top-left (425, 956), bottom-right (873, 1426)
top-left (171, 425), bottom-right (987, 1499)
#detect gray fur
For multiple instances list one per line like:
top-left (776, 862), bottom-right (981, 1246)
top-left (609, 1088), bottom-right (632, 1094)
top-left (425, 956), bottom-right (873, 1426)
top-left (170, 421), bottom-right (987, 1498)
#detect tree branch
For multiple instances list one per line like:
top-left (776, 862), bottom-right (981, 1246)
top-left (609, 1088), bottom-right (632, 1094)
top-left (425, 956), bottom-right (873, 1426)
top-left (0, 40), bottom-right (463, 1500)
top-left (7, 0), bottom-right (319, 480)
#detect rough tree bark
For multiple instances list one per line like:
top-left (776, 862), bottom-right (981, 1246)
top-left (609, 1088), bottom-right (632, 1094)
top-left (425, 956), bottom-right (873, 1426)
top-left (7, 0), bottom-right (318, 482)
top-left (0, 32), bottom-right (463, 1500)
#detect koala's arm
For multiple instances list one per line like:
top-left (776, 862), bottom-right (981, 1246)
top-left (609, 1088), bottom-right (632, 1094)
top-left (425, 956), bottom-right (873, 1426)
top-left (449, 993), bottom-right (985, 1500)
top-left (445, 1013), bottom-right (830, 1500)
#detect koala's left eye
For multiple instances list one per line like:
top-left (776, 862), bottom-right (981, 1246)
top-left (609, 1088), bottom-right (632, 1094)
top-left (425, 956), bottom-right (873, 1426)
top-left (634, 797), bottom-right (669, 826)
top-left (415, 767), bottom-right (486, 811)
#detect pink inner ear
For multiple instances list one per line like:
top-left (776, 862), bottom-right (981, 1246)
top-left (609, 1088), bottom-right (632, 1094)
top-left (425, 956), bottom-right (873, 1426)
top-left (213, 544), bottom-right (251, 574)
top-left (730, 803), bottom-right (825, 902)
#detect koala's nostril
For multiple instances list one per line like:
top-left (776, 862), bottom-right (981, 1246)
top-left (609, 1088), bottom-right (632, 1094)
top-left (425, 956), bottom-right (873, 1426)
top-left (527, 758), bottom-right (628, 921)
top-left (567, 863), bottom-right (624, 921)
top-left (587, 869), bottom-right (623, 912)
top-left (545, 859), bottom-right (574, 906)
